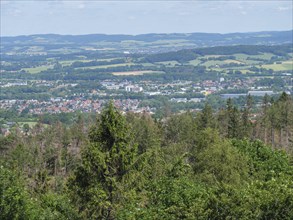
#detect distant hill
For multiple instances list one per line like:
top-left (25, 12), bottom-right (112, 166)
top-left (143, 44), bottom-right (293, 63)
top-left (1, 30), bottom-right (292, 46)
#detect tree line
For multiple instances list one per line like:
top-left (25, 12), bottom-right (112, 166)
top-left (1, 94), bottom-right (293, 219)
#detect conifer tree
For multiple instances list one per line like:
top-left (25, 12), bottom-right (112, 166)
top-left (68, 102), bottom-right (138, 219)
top-left (226, 98), bottom-right (240, 138)
top-left (197, 103), bottom-right (215, 130)
top-left (241, 95), bottom-right (253, 138)
top-left (260, 94), bottom-right (270, 144)
top-left (275, 92), bottom-right (292, 149)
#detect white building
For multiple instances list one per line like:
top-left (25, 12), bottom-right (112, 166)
top-left (125, 85), bottom-right (143, 92)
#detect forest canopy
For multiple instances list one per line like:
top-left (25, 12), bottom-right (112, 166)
top-left (1, 95), bottom-right (293, 219)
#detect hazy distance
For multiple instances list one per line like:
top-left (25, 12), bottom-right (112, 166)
top-left (1, 0), bottom-right (292, 36)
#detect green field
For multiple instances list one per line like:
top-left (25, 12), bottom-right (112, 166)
top-left (261, 60), bottom-right (293, 71)
top-left (122, 39), bottom-right (194, 46)
top-left (18, 51), bottom-right (292, 75)
top-left (202, 60), bottom-right (228, 67)
top-left (188, 59), bottom-right (202, 66)
top-left (60, 58), bottom-right (118, 67)
top-left (112, 70), bottom-right (164, 76)
top-left (249, 53), bottom-right (274, 60)
top-left (188, 52), bottom-right (291, 73)
top-left (75, 63), bottom-right (135, 70)
top-left (155, 61), bottom-right (180, 66)
top-left (22, 65), bottom-right (54, 74)
top-left (141, 63), bottom-right (157, 67)
top-left (233, 53), bottom-right (274, 61)
top-left (60, 60), bottom-right (94, 66)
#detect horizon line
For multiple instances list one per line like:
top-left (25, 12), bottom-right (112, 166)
top-left (1, 29), bottom-right (292, 38)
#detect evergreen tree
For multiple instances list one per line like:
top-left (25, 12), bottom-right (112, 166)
top-left (197, 103), bottom-right (215, 130)
top-left (241, 95), bottom-right (253, 139)
top-left (226, 99), bottom-right (241, 139)
top-left (260, 94), bottom-right (270, 144)
top-left (275, 92), bottom-right (293, 149)
top-left (68, 102), bottom-right (138, 219)
top-left (193, 129), bottom-right (249, 185)
top-left (126, 112), bottom-right (161, 154)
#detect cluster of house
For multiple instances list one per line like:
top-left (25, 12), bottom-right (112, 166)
top-left (2, 76), bottom-right (291, 117)
top-left (0, 98), bottom-right (152, 115)
top-left (1, 81), bottom-right (28, 87)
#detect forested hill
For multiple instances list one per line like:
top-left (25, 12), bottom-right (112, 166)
top-left (1, 30), bottom-right (292, 46)
top-left (1, 94), bottom-right (293, 219)
top-left (143, 44), bottom-right (293, 62)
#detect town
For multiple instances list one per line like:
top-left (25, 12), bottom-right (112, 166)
top-left (1, 74), bottom-right (292, 116)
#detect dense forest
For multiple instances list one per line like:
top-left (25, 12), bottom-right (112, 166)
top-left (1, 93), bottom-right (293, 219)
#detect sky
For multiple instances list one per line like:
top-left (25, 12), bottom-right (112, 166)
top-left (1, 0), bottom-right (293, 36)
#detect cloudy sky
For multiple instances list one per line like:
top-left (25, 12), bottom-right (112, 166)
top-left (1, 0), bottom-right (292, 36)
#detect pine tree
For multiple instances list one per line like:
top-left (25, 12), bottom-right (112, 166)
top-left (226, 99), bottom-right (240, 139)
top-left (197, 103), bottom-right (215, 130)
top-left (126, 112), bottom-right (161, 154)
top-left (260, 94), bottom-right (270, 144)
top-left (275, 92), bottom-right (293, 149)
top-left (68, 102), bottom-right (138, 219)
top-left (241, 95), bottom-right (253, 139)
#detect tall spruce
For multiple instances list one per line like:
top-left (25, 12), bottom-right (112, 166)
top-left (241, 95), bottom-right (253, 139)
top-left (68, 102), bottom-right (138, 219)
top-left (226, 98), bottom-right (240, 138)
top-left (197, 103), bottom-right (215, 130)
top-left (275, 92), bottom-right (293, 149)
top-left (261, 94), bottom-right (270, 144)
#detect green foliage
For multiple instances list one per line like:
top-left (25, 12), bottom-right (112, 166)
top-left (126, 112), bottom-right (161, 154)
top-left (163, 112), bottom-right (197, 147)
top-left (0, 166), bottom-right (38, 220)
top-left (232, 139), bottom-right (293, 179)
top-left (226, 98), bottom-right (241, 138)
top-left (194, 133), bottom-right (249, 185)
top-left (0, 162), bottom-right (78, 220)
top-left (209, 177), bottom-right (293, 219)
top-left (196, 103), bottom-right (216, 130)
top-left (0, 166), bottom-right (79, 220)
top-left (117, 177), bottom-right (211, 220)
top-left (68, 102), bottom-right (139, 219)
top-left (1, 97), bottom-right (293, 219)
top-left (39, 192), bottom-right (79, 220)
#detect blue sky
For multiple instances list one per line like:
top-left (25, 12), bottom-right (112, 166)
top-left (1, 0), bottom-right (292, 36)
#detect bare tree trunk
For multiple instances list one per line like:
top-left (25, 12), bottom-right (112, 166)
top-left (271, 127), bottom-right (275, 147)
top-left (264, 127), bottom-right (267, 144)
top-left (54, 155), bottom-right (57, 188)
top-left (286, 126), bottom-right (289, 150)
top-left (280, 128), bottom-right (283, 148)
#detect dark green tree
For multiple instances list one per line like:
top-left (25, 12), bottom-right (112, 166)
top-left (197, 103), bottom-right (216, 130)
top-left (126, 112), bottom-right (161, 154)
top-left (241, 95), bottom-right (254, 138)
top-left (226, 98), bottom-right (241, 139)
top-left (275, 92), bottom-right (293, 149)
top-left (259, 94), bottom-right (271, 144)
top-left (193, 129), bottom-right (249, 185)
top-left (68, 102), bottom-right (139, 219)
